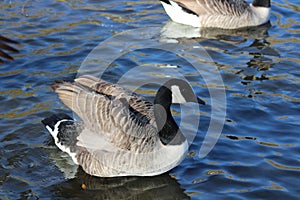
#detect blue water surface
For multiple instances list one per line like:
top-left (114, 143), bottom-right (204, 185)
top-left (0, 0), bottom-right (299, 199)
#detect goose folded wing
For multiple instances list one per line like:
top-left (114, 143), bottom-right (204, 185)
top-left (75, 75), bottom-right (136, 99)
top-left (52, 80), bottom-right (158, 152)
top-left (75, 75), bottom-right (154, 120)
top-left (171, 0), bottom-right (249, 16)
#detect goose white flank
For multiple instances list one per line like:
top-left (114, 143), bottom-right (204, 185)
top-left (160, 0), bottom-right (271, 29)
top-left (42, 75), bottom-right (205, 177)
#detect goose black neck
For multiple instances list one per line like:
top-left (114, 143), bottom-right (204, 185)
top-left (160, 0), bottom-right (171, 5)
top-left (154, 106), bottom-right (174, 144)
top-left (252, 0), bottom-right (270, 8)
top-left (154, 85), bottom-right (185, 145)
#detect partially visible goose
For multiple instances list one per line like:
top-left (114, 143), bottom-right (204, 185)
top-left (42, 75), bottom-right (204, 177)
top-left (0, 35), bottom-right (19, 64)
top-left (160, 0), bottom-right (271, 29)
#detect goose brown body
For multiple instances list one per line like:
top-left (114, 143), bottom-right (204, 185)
top-left (43, 75), bottom-right (202, 177)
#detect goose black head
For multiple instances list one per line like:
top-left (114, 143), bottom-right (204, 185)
top-left (154, 78), bottom-right (205, 107)
top-left (154, 79), bottom-right (205, 145)
top-left (252, 0), bottom-right (271, 8)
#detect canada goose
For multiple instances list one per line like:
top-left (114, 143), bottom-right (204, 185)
top-left (0, 35), bottom-right (19, 64)
top-left (42, 75), bottom-right (204, 177)
top-left (160, 0), bottom-right (271, 29)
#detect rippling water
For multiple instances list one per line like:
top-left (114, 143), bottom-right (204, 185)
top-left (1, 0), bottom-right (299, 199)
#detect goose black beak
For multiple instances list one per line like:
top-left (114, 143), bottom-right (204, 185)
top-left (197, 97), bottom-right (205, 105)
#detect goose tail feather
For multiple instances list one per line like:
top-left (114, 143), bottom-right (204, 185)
top-left (42, 113), bottom-right (79, 164)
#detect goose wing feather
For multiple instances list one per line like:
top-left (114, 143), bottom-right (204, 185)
top-left (173, 0), bottom-right (250, 16)
top-left (52, 76), bottom-right (158, 152)
top-left (75, 75), bottom-right (154, 119)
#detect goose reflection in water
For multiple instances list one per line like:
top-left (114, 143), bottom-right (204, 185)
top-left (0, 35), bottom-right (19, 64)
top-left (47, 167), bottom-right (190, 199)
top-left (160, 21), bottom-right (271, 42)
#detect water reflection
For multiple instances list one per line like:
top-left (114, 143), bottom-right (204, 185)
top-left (1, 0), bottom-right (300, 199)
top-left (48, 169), bottom-right (190, 199)
top-left (0, 35), bottom-right (19, 64)
top-left (160, 21), bottom-right (271, 42)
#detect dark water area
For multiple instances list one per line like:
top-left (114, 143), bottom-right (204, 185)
top-left (1, 0), bottom-right (299, 199)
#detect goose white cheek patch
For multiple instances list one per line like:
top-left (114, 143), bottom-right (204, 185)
top-left (171, 85), bottom-right (186, 103)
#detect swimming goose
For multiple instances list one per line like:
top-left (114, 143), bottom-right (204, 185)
top-left (42, 75), bottom-right (204, 177)
top-left (0, 35), bottom-right (19, 64)
top-left (160, 0), bottom-right (271, 29)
